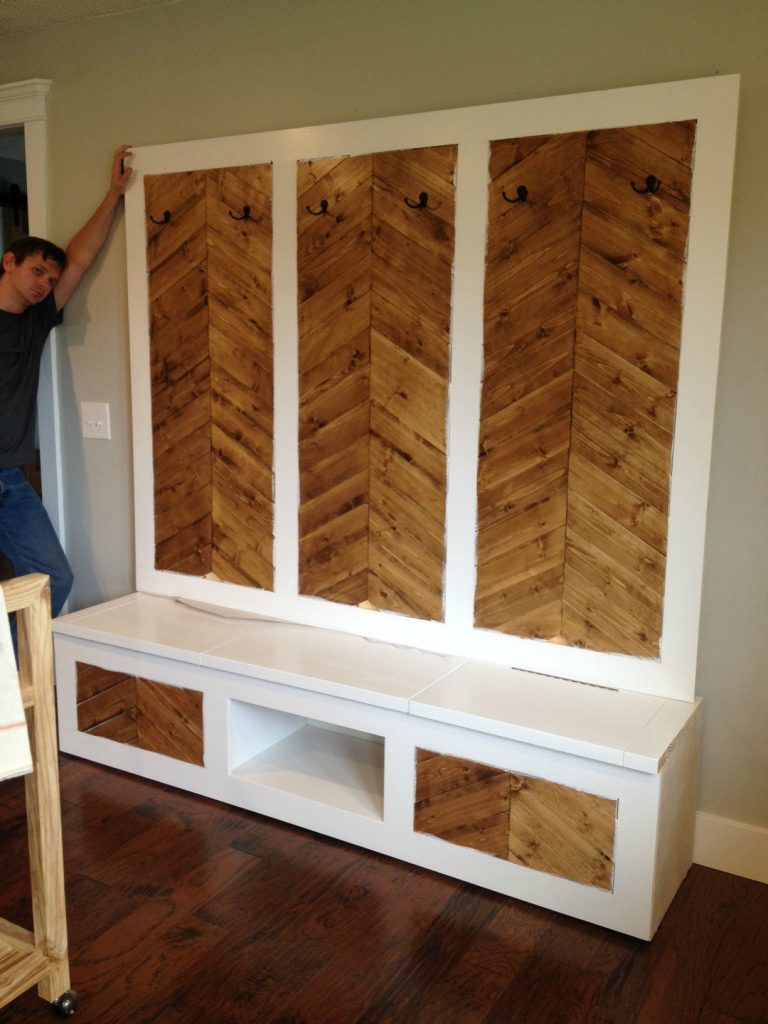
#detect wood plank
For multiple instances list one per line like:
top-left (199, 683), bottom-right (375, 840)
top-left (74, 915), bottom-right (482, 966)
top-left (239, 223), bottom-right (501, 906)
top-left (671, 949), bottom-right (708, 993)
top-left (155, 516), bottom-right (212, 575)
top-left (207, 164), bottom-right (274, 591)
top-left (366, 147), bottom-right (454, 620)
top-left (136, 679), bottom-right (204, 767)
top-left (297, 153), bottom-right (373, 604)
top-left (476, 133), bottom-right (584, 641)
top-left (561, 541), bottom-right (663, 657)
top-left (575, 332), bottom-right (677, 439)
top-left (77, 679), bottom-right (138, 735)
top-left (75, 662), bottom-right (132, 702)
top-left (368, 511), bottom-right (446, 620)
top-left (414, 751), bottom-right (510, 859)
top-left (298, 505), bottom-right (370, 604)
top-left (506, 773), bottom-right (616, 891)
top-left (369, 330), bottom-right (447, 453)
top-left (300, 411), bottom-right (371, 503)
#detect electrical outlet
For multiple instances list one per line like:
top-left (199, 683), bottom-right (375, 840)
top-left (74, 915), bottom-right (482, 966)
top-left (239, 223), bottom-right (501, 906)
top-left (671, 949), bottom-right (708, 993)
top-left (81, 401), bottom-right (111, 440)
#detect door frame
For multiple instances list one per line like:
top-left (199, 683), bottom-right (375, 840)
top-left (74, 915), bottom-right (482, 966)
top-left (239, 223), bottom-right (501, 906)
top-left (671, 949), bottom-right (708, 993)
top-left (0, 79), bottom-right (65, 545)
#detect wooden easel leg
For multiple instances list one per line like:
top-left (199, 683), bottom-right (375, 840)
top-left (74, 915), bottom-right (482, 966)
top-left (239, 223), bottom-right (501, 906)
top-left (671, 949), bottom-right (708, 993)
top-left (18, 580), bottom-right (71, 1003)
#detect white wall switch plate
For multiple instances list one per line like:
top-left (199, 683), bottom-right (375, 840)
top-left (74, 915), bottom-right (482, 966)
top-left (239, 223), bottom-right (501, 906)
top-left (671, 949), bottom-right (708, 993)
top-left (81, 401), bottom-right (111, 440)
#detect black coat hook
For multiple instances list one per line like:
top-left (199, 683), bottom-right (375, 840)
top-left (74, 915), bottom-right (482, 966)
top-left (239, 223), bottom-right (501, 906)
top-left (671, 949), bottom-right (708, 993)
top-left (150, 210), bottom-right (171, 225)
top-left (229, 205), bottom-right (252, 221)
top-left (631, 175), bottom-right (661, 195)
top-left (404, 191), bottom-right (435, 210)
top-left (306, 199), bottom-right (329, 216)
top-left (502, 185), bottom-right (529, 204)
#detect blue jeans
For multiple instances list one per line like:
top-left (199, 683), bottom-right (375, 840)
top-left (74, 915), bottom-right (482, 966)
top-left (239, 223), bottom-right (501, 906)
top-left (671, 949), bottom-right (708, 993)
top-left (0, 467), bottom-right (74, 632)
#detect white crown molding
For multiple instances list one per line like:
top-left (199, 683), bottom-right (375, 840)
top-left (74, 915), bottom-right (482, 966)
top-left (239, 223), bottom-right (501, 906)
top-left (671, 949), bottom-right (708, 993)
top-left (0, 79), bottom-right (51, 125)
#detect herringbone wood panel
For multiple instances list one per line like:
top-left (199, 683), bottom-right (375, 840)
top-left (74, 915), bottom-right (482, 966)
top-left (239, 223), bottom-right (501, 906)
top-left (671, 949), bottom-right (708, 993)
top-left (476, 122), bottom-right (693, 656)
top-left (297, 146), bottom-right (455, 619)
top-left (146, 171), bottom-right (212, 576)
top-left (414, 749), bottom-right (616, 891)
top-left (562, 123), bottom-right (694, 656)
top-left (74, 662), bottom-right (203, 766)
top-left (146, 166), bottom-right (274, 588)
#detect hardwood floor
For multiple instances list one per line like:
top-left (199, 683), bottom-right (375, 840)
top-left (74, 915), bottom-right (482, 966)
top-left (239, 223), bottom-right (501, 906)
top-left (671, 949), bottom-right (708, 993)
top-left (1, 755), bottom-right (766, 1023)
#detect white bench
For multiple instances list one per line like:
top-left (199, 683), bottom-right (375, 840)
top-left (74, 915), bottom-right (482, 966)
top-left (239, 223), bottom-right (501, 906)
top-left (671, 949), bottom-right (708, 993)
top-left (53, 591), bottom-right (700, 940)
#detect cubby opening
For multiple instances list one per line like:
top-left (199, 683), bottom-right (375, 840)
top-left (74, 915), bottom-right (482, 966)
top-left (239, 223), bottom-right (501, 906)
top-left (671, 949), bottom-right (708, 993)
top-left (229, 700), bottom-right (385, 819)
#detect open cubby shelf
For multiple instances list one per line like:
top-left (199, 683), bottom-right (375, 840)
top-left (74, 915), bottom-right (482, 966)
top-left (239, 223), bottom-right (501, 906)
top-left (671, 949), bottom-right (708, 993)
top-left (229, 707), bottom-right (385, 820)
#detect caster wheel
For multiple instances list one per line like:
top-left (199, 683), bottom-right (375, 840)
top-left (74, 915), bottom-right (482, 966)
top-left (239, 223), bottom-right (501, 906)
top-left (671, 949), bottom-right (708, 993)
top-left (51, 989), bottom-right (78, 1018)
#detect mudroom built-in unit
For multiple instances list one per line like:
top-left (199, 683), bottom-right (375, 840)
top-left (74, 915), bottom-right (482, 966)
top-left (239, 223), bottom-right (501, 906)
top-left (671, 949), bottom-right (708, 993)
top-left (53, 74), bottom-right (739, 939)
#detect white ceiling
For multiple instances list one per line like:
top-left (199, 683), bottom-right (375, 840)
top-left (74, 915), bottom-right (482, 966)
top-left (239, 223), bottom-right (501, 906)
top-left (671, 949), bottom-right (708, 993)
top-left (0, 0), bottom-right (185, 35)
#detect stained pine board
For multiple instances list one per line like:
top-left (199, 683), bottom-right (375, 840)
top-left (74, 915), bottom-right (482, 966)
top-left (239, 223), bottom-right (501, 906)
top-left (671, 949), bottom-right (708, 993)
top-left (136, 678), bottom-right (203, 766)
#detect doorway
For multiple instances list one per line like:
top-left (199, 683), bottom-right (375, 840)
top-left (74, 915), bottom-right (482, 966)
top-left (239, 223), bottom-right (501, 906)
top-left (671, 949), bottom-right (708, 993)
top-left (0, 81), bottom-right (61, 583)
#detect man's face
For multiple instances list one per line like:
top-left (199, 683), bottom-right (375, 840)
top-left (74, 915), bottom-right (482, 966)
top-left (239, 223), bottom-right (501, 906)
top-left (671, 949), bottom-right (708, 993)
top-left (2, 251), bottom-right (62, 308)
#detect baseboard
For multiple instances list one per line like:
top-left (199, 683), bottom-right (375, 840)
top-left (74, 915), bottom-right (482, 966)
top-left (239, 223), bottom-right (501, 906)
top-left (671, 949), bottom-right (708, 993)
top-left (693, 812), bottom-right (768, 884)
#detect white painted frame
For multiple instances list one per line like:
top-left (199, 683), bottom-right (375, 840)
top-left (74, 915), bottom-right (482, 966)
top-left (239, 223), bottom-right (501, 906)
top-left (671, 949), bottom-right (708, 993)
top-left (125, 75), bottom-right (740, 702)
top-left (0, 80), bottom-right (63, 540)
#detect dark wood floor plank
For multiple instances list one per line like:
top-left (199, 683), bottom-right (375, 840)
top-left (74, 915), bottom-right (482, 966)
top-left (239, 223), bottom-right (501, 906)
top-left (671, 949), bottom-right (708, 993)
top-left (484, 957), bottom-right (609, 1024)
top-left (697, 1012), bottom-right (746, 1024)
top-left (461, 897), bottom-right (556, 977)
top-left (256, 854), bottom-right (462, 1023)
top-left (686, 870), bottom-right (768, 1024)
top-left (355, 886), bottom-right (504, 1024)
top-left (0, 773), bottom-right (26, 812)
top-left (55, 899), bottom-right (230, 1024)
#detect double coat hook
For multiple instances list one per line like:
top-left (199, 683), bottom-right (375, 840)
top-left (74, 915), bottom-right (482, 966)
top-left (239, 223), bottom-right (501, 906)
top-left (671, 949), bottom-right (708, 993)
top-left (404, 191), bottom-right (435, 210)
top-left (502, 185), bottom-right (529, 204)
top-left (631, 174), bottom-right (662, 195)
top-left (229, 205), bottom-right (252, 221)
top-left (149, 210), bottom-right (171, 225)
top-left (306, 199), bottom-right (329, 216)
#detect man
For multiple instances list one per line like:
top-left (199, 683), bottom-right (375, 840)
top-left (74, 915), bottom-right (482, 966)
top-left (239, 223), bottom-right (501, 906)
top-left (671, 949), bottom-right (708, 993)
top-left (0, 144), bottom-right (133, 626)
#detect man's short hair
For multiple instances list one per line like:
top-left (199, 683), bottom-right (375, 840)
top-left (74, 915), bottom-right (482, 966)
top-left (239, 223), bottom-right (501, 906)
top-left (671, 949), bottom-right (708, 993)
top-left (1, 236), bottom-right (68, 275)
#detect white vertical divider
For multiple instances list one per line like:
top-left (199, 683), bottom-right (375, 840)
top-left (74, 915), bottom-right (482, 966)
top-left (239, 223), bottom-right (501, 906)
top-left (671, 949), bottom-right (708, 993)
top-left (271, 159), bottom-right (300, 599)
top-left (443, 141), bottom-right (488, 631)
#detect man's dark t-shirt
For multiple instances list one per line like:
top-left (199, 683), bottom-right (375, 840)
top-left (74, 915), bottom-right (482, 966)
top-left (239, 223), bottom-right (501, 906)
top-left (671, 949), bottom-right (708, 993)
top-left (0, 292), bottom-right (62, 468)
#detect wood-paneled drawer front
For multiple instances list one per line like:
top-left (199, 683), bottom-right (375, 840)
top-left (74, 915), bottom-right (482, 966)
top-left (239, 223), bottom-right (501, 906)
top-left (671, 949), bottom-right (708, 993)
top-left (76, 662), bottom-right (204, 766)
top-left (414, 748), bottom-right (617, 891)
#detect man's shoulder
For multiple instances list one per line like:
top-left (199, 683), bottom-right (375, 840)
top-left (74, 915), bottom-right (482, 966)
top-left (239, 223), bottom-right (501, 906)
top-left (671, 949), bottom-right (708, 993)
top-left (0, 294), bottom-right (62, 345)
top-left (27, 292), bottom-right (64, 331)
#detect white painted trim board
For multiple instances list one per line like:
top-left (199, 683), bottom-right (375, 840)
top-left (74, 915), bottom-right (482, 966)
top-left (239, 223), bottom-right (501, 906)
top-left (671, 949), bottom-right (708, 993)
top-left (694, 812), bottom-right (768, 885)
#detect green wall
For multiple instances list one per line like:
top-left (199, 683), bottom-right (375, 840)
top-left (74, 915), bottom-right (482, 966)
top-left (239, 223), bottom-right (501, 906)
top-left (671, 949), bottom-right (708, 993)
top-left (0, 0), bottom-right (766, 832)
